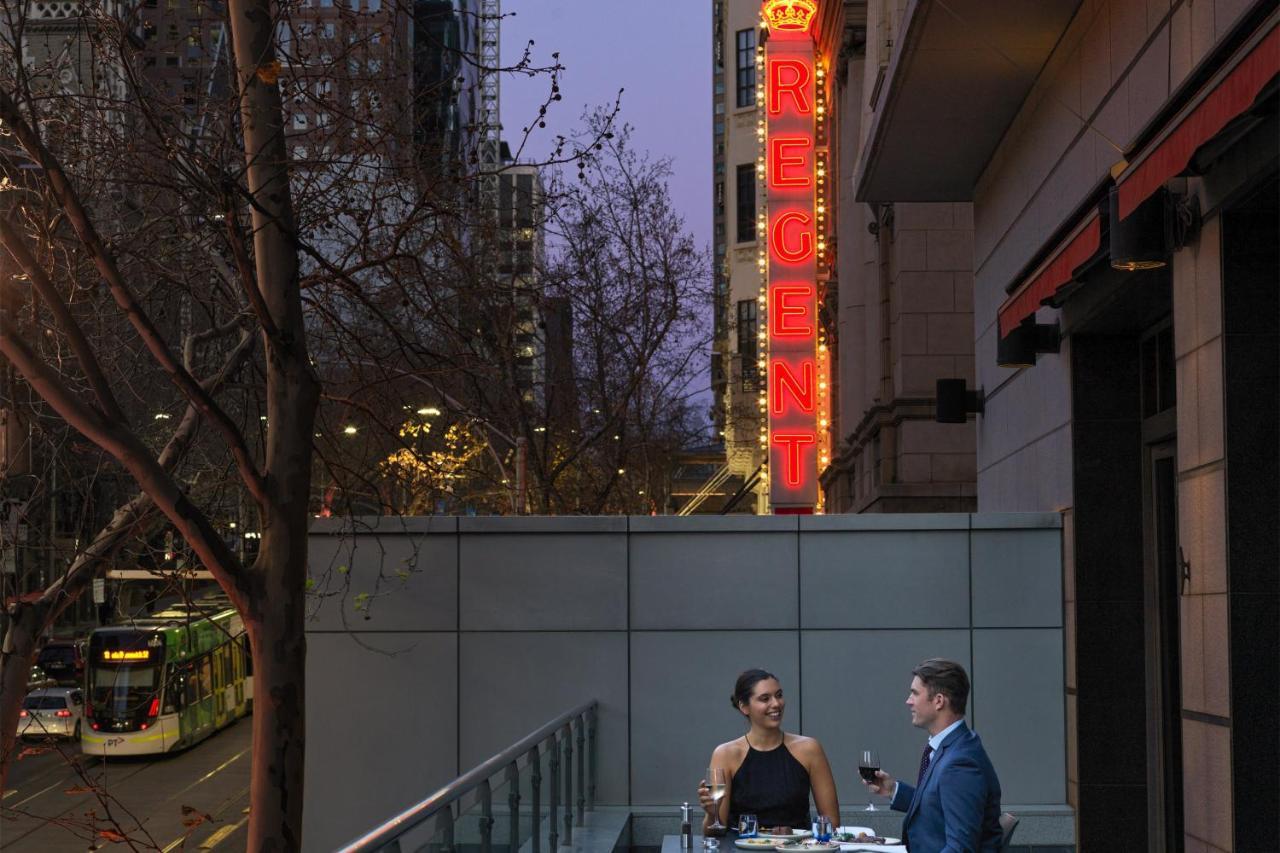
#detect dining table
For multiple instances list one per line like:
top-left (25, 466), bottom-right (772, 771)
top-left (659, 831), bottom-right (908, 853)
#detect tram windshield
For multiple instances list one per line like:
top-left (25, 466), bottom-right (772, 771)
top-left (89, 664), bottom-right (161, 716)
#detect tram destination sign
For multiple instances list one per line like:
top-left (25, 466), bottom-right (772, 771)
top-left (101, 648), bottom-right (152, 662)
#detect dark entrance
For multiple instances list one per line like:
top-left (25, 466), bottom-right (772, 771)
top-left (1221, 174), bottom-right (1279, 853)
top-left (1067, 247), bottom-right (1176, 851)
top-left (1139, 316), bottom-right (1183, 852)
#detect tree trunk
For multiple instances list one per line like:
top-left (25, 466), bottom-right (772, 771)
top-left (244, 545), bottom-right (308, 852)
top-left (225, 0), bottom-right (318, 844)
top-left (0, 600), bottom-right (46, 791)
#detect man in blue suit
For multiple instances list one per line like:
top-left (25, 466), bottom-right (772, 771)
top-left (862, 659), bottom-right (1002, 853)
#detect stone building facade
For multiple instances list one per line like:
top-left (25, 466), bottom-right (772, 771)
top-left (855, 0), bottom-right (1278, 850)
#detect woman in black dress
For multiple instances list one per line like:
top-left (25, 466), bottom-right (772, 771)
top-left (698, 669), bottom-right (839, 834)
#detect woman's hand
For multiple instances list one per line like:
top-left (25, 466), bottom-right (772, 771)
top-left (697, 779), bottom-right (716, 815)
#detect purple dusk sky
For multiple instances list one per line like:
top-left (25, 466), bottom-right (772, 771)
top-left (499, 1), bottom-right (714, 255)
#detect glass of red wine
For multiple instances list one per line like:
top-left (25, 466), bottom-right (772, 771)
top-left (859, 749), bottom-right (881, 811)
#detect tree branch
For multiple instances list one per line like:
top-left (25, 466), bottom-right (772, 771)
top-left (0, 86), bottom-right (272, 514)
top-left (0, 328), bottom-right (250, 611)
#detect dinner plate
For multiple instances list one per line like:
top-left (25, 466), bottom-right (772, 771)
top-left (774, 841), bottom-right (841, 852)
top-left (734, 838), bottom-right (780, 850)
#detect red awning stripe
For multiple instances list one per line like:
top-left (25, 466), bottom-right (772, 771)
top-left (997, 214), bottom-right (1101, 338)
top-left (1117, 22), bottom-right (1279, 220)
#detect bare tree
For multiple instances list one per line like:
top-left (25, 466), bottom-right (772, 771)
top-left (0, 0), bottom-right (622, 846)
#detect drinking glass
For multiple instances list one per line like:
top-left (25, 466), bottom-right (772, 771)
top-left (816, 816), bottom-right (833, 842)
top-left (738, 814), bottom-right (758, 838)
top-left (706, 768), bottom-right (728, 835)
top-left (859, 749), bottom-right (881, 811)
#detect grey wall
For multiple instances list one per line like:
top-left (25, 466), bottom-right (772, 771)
top-left (305, 513), bottom-right (1065, 848)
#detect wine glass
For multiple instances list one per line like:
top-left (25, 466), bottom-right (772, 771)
top-left (859, 749), bottom-right (881, 811)
top-left (706, 767), bottom-right (728, 835)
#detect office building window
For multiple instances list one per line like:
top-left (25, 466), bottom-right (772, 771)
top-left (736, 29), bottom-right (755, 108)
top-left (735, 164), bottom-right (755, 243)
top-left (737, 300), bottom-right (758, 389)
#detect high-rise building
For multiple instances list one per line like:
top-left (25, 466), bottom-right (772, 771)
top-left (710, 0), bottom-right (769, 512)
top-left (413, 0), bottom-right (483, 171)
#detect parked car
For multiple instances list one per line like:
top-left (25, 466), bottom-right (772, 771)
top-left (19, 687), bottom-right (85, 741)
top-left (37, 639), bottom-right (85, 686)
top-left (27, 664), bottom-right (55, 691)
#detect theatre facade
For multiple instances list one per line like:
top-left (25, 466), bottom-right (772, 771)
top-left (848, 0), bottom-right (1278, 851)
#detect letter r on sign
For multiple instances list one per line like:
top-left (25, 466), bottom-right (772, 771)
top-left (768, 58), bottom-right (812, 116)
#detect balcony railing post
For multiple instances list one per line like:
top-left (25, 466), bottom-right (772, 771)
top-left (548, 733), bottom-right (560, 850)
top-left (575, 715), bottom-right (585, 826)
top-left (530, 745), bottom-right (542, 853)
top-left (334, 701), bottom-right (597, 853)
top-left (438, 803), bottom-right (455, 853)
top-left (587, 704), bottom-right (598, 811)
top-left (506, 761), bottom-right (521, 853)
top-left (562, 723), bottom-right (574, 846)
top-left (479, 779), bottom-right (494, 853)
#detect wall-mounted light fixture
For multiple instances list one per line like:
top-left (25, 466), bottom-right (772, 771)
top-left (1109, 186), bottom-right (1169, 271)
top-left (935, 379), bottom-right (984, 424)
top-left (997, 320), bottom-right (1061, 368)
top-left (1108, 185), bottom-right (1201, 271)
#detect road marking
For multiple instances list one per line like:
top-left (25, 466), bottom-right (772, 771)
top-left (2, 788), bottom-right (16, 799)
top-left (172, 746), bottom-right (250, 800)
top-left (9, 778), bottom-right (62, 809)
top-left (158, 747), bottom-right (252, 852)
top-left (200, 818), bottom-right (247, 849)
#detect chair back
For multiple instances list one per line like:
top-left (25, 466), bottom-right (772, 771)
top-left (998, 812), bottom-right (1019, 851)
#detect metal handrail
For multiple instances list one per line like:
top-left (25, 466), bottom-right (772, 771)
top-left (337, 700), bottom-right (598, 853)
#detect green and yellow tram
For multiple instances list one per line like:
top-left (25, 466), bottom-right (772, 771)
top-left (82, 598), bottom-right (252, 756)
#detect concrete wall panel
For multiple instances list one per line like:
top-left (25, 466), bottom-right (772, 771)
top-left (629, 630), bottom-right (801, 805)
top-left (972, 529), bottom-right (1064, 627)
top-left (800, 531), bottom-right (969, 629)
top-left (630, 530), bottom-right (798, 630)
top-left (972, 629), bottom-right (1066, 804)
top-left (460, 532), bottom-right (628, 630)
top-left (308, 527), bottom-right (458, 632)
top-left (304, 632), bottom-right (458, 849)
top-left (458, 631), bottom-right (629, 803)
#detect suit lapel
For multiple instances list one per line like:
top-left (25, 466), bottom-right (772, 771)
top-left (905, 723), bottom-right (969, 826)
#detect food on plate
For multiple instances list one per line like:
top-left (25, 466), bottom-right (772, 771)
top-left (834, 831), bottom-right (887, 844)
top-left (734, 838), bottom-right (778, 849)
top-left (775, 841), bottom-right (840, 851)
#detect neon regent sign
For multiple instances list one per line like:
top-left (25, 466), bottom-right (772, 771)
top-left (763, 0), bottom-right (822, 511)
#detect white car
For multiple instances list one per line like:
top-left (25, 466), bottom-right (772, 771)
top-left (19, 687), bottom-right (85, 742)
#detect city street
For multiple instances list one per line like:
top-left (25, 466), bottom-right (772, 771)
top-left (1, 716), bottom-right (251, 851)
